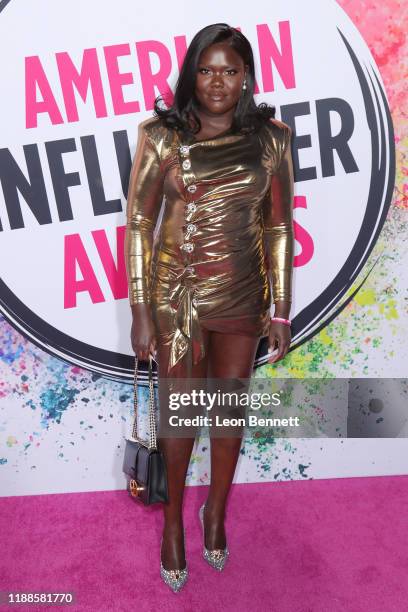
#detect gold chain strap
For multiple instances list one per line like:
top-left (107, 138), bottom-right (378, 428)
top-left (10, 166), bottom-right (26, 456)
top-left (131, 355), bottom-right (157, 450)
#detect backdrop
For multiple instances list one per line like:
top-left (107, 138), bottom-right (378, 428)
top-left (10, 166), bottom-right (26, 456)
top-left (0, 0), bottom-right (406, 496)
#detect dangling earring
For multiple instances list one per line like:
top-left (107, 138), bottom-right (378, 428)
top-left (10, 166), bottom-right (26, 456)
top-left (242, 78), bottom-right (247, 91)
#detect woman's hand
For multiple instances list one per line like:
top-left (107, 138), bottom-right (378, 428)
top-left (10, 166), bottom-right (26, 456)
top-left (267, 320), bottom-right (291, 363)
top-left (130, 304), bottom-right (157, 361)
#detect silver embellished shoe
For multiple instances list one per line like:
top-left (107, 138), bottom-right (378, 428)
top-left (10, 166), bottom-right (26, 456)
top-left (199, 503), bottom-right (229, 571)
top-left (160, 534), bottom-right (188, 593)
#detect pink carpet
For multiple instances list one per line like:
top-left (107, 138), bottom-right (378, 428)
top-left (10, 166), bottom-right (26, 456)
top-left (1, 476), bottom-right (408, 611)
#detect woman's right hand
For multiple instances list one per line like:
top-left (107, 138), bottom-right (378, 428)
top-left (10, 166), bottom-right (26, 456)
top-left (130, 304), bottom-right (157, 361)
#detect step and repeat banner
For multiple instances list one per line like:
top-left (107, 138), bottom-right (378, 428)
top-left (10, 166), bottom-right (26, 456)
top-left (0, 0), bottom-right (406, 495)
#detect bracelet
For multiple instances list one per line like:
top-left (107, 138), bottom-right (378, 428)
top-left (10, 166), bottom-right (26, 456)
top-left (270, 316), bottom-right (291, 326)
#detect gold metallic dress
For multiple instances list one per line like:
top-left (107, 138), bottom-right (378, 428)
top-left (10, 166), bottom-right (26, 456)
top-left (125, 116), bottom-right (294, 376)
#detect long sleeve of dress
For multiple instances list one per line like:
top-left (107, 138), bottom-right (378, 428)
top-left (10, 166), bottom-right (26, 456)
top-left (262, 125), bottom-right (295, 303)
top-left (124, 122), bottom-right (164, 305)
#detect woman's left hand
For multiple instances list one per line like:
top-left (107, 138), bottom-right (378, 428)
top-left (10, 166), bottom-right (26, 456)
top-left (268, 321), bottom-right (291, 363)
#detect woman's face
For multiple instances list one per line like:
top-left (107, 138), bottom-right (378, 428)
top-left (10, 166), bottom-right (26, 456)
top-left (194, 42), bottom-right (247, 116)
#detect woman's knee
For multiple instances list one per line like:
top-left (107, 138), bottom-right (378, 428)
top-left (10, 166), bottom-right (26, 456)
top-left (207, 332), bottom-right (259, 378)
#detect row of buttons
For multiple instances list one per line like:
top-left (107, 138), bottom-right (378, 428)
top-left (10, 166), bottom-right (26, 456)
top-left (180, 144), bottom-right (197, 191)
top-left (179, 143), bottom-right (198, 254)
top-left (179, 144), bottom-right (198, 307)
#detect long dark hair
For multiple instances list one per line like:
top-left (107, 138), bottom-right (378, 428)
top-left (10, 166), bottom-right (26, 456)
top-left (153, 23), bottom-right (275, 136)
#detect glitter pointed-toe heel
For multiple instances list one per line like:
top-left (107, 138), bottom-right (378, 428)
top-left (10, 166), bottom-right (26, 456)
top-left (199, 503), bottom-right (229, 571)
top-left (160, 531), bottom-right (188, 593)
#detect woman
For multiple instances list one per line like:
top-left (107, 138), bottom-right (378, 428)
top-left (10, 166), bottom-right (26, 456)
top-left (125, 23), bottom-right (294, 592)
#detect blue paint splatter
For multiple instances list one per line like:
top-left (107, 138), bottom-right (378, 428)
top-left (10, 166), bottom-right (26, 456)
top-left (0, 327), bottom-right (25, 364)
top-left (40, 386), bottom-right (80, 428)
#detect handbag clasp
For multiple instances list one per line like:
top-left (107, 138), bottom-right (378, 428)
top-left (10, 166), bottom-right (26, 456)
top-left (129, 478), bottom-right (145, 497)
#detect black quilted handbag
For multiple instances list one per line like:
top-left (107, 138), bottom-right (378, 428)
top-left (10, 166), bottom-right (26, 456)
top-left (122, 355), bottom-right (168, 505)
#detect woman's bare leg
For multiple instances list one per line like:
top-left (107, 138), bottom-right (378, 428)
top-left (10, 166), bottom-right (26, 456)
top-left (204, 332), bottom-right (260, 550)
top-left (157, 329), bottom-right (210, 570)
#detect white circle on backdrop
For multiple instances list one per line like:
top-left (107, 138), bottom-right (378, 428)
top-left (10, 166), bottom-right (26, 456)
top-left (0, 0), bottom-right (394, 378)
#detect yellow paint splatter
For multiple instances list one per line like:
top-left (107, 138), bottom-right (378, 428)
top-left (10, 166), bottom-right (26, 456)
top-left (319, 328), bottom-right (333, 346)
top-left (379, 299), bottom-right (399, 320)
top-left (355, 289), bottom-right (376, 306)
